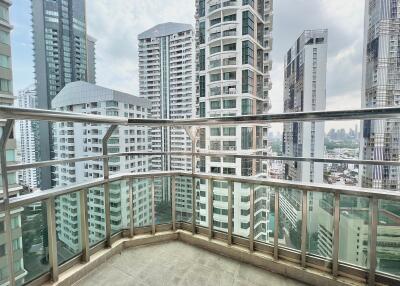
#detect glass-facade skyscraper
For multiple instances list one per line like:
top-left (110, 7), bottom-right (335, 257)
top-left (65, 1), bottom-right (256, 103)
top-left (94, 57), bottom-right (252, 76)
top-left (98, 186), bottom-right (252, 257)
top-left (31, 0), bottom-right (95, 190)
top-left (361, 0), bottom-right (400, 190)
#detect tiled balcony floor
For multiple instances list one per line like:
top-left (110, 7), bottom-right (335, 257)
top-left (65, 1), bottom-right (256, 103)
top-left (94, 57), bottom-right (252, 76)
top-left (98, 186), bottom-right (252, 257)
top-left (73, 241), bottom-right (308, 286)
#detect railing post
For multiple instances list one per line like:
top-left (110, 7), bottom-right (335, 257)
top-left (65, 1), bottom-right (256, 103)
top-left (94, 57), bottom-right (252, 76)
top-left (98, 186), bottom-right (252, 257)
top-left (184, 126), bottom-right (198, 235)
top-left (128, 178), bottom-right (134, 237)
top-left (227, 181), bottom-right (233, 245)
top-left (46, 197), bottom-right (58, 282)
top-left (80, 188), bottom-right (90, 263)
top-left (171, 176), bottom-right (176, 231)
top-left (0, 120), bottom-right (15, 286)
top-left (301, 190), bottom-right (308, 268)
top-left (208, 178), bottom-right (213, 240)
top-left (151, 177), bottom-right (155, 235)
top-left (332, 192), bottom-right (340, 277)
top-left (274, 189), bottom-right (279, 260)
top-left (192, 176), bottom-right (196, 235)
top-left (369, 197), bottom-right (378, 286)
top-left (249, 184), bottom-right (255, 252)
top-left (102, 125), bottom-right (117, 248)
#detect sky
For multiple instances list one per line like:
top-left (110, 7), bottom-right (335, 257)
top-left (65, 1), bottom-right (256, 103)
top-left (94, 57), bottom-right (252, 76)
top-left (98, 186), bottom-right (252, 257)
top-left (10, 0), bottom-right (365, 132)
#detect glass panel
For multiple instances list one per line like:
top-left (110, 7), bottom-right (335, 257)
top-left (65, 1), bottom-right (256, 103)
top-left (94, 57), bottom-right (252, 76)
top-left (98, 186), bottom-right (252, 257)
top-left (55, 192), bottom-right (82, 265)
top-left (376, 199), bottom-right (400, 277)
top-left (154, 177), bottom-right (172, 225)
top-left (307, 192), bottom-right (334, 260)
top-left (339, 195), bottom-right (370, 268)
top-left (88, 185), bottom-right (106, 247)
top-left (175, 176), bottom-right (193, 223)
top-left (212, 180), bottom-right (229, 232)
top-left (254, 185), bottom-right (273, 244)
top-left (18, 202), bottom-right (50, 283)
top-left (196, 178), bottom-right (209, 228)
top-left (110, 180), bottom-right (128, 234)
top-left (133, 178), bottom-right (152, 228)
top-left (278, 188), bottom-right (302, 250)
top-left (233, 183), bottom-right (250, 238)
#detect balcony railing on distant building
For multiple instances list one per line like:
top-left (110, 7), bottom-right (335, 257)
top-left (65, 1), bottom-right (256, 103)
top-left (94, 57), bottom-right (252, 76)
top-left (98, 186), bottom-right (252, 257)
top-left (0, 105), bottom-right (399, 286)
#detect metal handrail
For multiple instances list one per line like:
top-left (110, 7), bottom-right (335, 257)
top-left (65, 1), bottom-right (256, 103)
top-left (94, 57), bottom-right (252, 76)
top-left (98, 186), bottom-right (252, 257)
top-left (7, 151), bottom-right (400, 172)
top-left (2, 105), bottom-right (400, 125)
top-left (8, 171), bottom-right (400, 210)
top-left (1, 105), bottom-right (400, 286)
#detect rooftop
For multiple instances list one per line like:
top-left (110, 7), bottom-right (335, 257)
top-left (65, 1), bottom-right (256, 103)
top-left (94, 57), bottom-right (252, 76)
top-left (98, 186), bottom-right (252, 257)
top-left (138, 22), bottom-right (193, 40)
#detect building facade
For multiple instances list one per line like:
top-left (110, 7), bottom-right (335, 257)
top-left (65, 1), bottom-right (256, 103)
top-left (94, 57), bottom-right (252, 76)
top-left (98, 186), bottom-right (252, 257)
top-left (195, 0), bottom-right (273, 241)
top-left (31, 0), bottom-right (96, 190)
top-left (282, 29), bottom-right (327, 184)
top-left (52, 81), bottom-right (151, 251)
top-left (138, 22), bottom-right (195, 220)
top-left (361, 0), bottom-right (400, 190)
top-left (0, 1), bottom-right (27, 284)
top-left (15, 84), bottom-right (38, 189)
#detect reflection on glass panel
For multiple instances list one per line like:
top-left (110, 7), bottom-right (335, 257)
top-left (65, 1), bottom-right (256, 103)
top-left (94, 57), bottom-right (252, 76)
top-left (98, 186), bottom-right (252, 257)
top-left (233, 183), bottom-right (250, 238)
top-left (307, 192), bottom-right (334, 260)
top-left (376, 200), bottom-right (400, 277)
top-left (212, 180), bottom-right (229, 232)
top-left (154, 177), bottom-right (172, 225)
top-left (110, 180), bottom-right (128, 234)
top-left (196, 178), bottom-right (209, 227)
top-left (88, 185), bottom-right (106, 247)
top-left (175, 176), bottom-right (193, 223)
top-left (133, 179), bottom-right (152, 228)
top-left (55, 192), bottom-right (82, 265)
top-left (279, 188), bottom-right (302, 250)
top-left (339, 195), bottom-right (370, 268)
top-left (254, 185), bottom-right (273, 244)
top-left (14, 202), bottom-right (50, 284)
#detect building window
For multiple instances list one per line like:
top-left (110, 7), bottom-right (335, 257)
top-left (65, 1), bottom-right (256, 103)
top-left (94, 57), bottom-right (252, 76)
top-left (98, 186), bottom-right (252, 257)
top-left (242, 69), bottom-right (254, 93)
top-left (223, 43), bottom-right (236, 51)
top-left (199, 21), bottom-right (206, 44)
top-left (0, 79), bottom-right (11, 93)
top-left (199, 0), bottom-right (205, 17)
top-left (199, 102), bottom-right (206, 118)
top-left (210, 100), bottom-right (221, 110)
top-left (0, 55), bottom-right (10, 69)
top-left (0, 5), bottom-right (8, 22)
top-left (242, 40), bottom-right (254, 65)
top-left (241, 127), bottom-right (253, 149)
top-left (210, 73), bottom-right (221, 82)
top-left (224, 14), bottom-right (237, 22)
top-left (210, 128), bottom-right (221, 136)
top-left (210, 45), bottom-right (221, 54)
top-left (0, 30), bottom-right (10, 45)
top-left (199, 76), bottom-right (206, 97)
top-left (223, 127), bottom-right (236, 136)
top-left (199, 49), bottom-right (205, 71)
top-left (223, 99), bottom-right (236, 109)
top-left (242, 11), bottom-right (254, 37)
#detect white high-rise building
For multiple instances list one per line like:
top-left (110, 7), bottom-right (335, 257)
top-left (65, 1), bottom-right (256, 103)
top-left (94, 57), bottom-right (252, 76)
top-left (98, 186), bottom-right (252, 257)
top-left (52, 81), bottom-right (152, 251)
top-left (138, 22), bottom-right (195, 221)
top-left (281, 30), bottom-right (327, 237)
top-left (283, 30), bottom-right (327, 184)
top-left (195, 0), bottom-right (273, 241)
top-left (361, 0), bottom-right (400, 190)
top-left (15, 84), bottom-right (38, 189)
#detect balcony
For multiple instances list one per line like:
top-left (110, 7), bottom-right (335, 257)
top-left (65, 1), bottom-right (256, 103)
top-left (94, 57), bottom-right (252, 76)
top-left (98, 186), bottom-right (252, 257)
top-left (0, 106), bottom-right (399, 286)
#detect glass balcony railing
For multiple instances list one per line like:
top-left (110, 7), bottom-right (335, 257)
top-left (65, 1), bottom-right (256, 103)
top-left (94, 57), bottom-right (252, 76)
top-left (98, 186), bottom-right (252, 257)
top-left (0, 105), bottom-right (399, 286)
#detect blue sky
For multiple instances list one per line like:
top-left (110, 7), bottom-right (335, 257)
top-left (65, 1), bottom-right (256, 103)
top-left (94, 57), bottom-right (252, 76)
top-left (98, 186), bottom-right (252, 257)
top-left (10, 0), bottom-right (365, 126)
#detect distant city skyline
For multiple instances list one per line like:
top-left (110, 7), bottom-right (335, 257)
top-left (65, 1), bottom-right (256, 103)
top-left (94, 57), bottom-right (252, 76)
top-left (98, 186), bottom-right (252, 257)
top-left (11, 0), bottom-right (364, 126)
